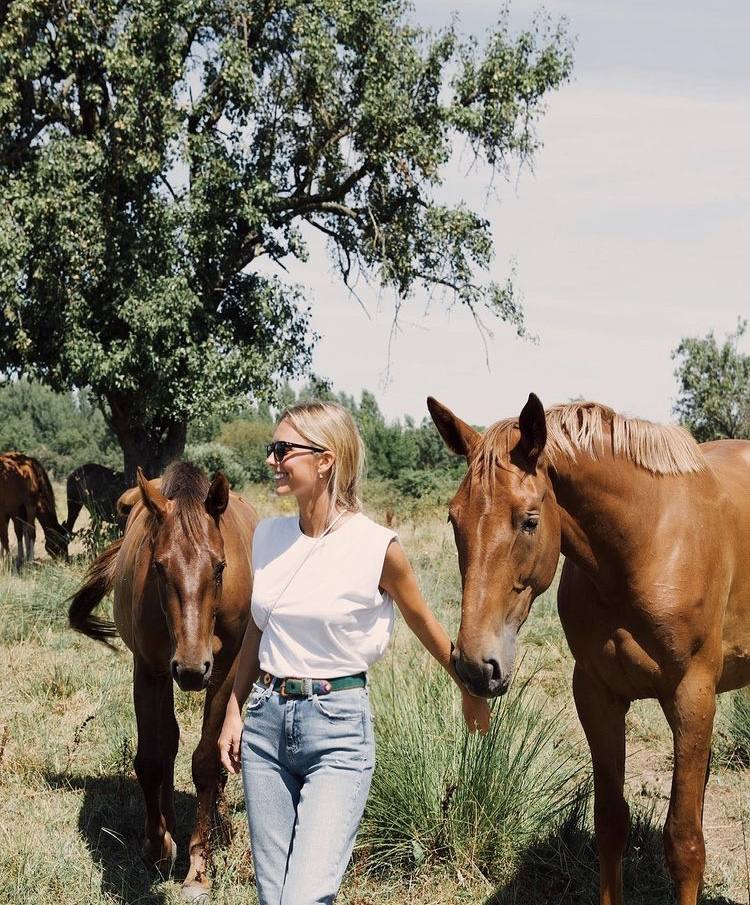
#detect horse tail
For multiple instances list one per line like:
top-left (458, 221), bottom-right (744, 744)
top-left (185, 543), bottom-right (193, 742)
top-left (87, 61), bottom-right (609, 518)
top-left (68, 537), bottom-right (123, 642)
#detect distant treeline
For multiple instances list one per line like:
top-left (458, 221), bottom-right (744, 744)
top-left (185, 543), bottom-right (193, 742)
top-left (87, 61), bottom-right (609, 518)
top-left (0, 379), bottom-right (468, 500)
top-left (0, 379), bottom-right (121, 477)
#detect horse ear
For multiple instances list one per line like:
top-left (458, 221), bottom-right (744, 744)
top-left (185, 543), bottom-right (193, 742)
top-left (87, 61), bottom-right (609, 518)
top-left (518, 393), bottom-right (547, 462)
top-left (427, 397), bottom-right (480, 459)
top-left (205, 472), bottom-right (229, 520)
top-left (137, 466), bottom-right (168, 522)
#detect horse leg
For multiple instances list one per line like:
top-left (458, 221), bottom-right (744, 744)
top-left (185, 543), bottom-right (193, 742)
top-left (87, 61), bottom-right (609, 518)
top-left (159, 681), bottom-right (180, 860)
top-left (11, 516), bottom-right (25, 569)
top-left (573, 665), bottom-right (630, 905)
top-left (24, 513), bottom-right (35, 564)
top-left (182, 655), bottom-right (238, 900)
top-left (659, 669), bottom-right (716, 905)
top-left (0, 517), bottom-right (10, 564)
top-left (133, 657), bottom-right (178, 874)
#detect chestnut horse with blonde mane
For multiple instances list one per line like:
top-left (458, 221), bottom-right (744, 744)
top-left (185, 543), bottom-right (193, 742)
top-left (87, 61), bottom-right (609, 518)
top-left (428, 394), bottom-right (750, 905)
top-left (69, 462), bottom-right (257, 900)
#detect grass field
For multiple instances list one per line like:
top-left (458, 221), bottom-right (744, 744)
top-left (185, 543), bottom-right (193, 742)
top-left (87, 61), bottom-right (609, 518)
top-left (0, 483), bottom-right (748, 904)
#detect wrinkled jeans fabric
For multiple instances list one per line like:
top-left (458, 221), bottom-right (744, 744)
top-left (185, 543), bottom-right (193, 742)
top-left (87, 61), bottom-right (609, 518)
top-left (241, 682), bottom-right (375, 905)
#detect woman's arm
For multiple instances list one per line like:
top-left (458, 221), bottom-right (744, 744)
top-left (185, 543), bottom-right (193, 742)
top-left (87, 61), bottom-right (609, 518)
top-left (379, 539), bottom-right (491, 734)
top-left (218, 615), bottom-right (263, 773)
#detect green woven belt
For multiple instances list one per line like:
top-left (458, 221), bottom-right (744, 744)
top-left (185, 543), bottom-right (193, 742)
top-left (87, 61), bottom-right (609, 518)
top-left (263, 672), bottom-right (366, 697)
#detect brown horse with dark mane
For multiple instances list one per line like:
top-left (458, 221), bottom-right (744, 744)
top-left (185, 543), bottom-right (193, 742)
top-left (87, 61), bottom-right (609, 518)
top-left (69, 462), bottom-right (258, 899)
top-left (0, 452), bottom-right (68, 565)
top-left (428, 394), bottom-right (750, 905)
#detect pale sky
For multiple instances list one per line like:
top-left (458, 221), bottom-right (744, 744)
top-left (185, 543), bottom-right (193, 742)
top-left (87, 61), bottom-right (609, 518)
top-left (275, 0), bottom-right (750, 427)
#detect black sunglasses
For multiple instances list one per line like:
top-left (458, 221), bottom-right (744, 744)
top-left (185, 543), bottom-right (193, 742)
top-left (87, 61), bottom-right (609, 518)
top-left (266, 440), bottom-right (326, 463)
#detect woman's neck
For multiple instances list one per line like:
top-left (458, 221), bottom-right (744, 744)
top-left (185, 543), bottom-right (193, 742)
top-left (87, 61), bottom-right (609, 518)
top-left (297, 490), bottom-right (339, 538)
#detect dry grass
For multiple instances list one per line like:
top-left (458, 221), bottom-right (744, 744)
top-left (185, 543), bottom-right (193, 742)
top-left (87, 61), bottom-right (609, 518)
top-left (0, 483), bottom-right (747, 904)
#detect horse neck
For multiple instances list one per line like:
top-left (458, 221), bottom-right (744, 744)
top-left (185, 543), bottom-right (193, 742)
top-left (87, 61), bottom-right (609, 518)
top-left (548, 451), bottom-right (669, 578)
top-left (36, 507), bottom-right (63, 534)
top-left (33, 483), bottom-right (63, 532)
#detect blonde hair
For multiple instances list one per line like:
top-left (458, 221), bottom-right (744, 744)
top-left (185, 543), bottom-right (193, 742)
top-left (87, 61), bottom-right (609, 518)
top-left (279, 401), bottom-right (366, 512)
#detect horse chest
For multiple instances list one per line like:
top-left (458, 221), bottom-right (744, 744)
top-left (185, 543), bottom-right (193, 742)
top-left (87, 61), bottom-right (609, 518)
top-left (559, 597), bottom-right (665, 699)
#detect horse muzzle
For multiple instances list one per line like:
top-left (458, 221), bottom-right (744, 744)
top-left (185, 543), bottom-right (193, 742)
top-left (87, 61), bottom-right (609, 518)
top-left (171, 657), bottom-right (213, 692)
top-left (453, 647), bottom-right (512, 698)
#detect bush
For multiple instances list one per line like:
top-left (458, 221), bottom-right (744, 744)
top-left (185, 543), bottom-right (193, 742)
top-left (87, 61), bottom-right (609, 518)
top-left (360, 657), bottom-right (588, 880)
top-left (76, 510), bottom-right (123, 561)
top-left (183, 443), bottom-right (248, 489)
top-left (217, 419), bottom-right (274, 483)
top-left (393, 468), bottom-right (457, 502)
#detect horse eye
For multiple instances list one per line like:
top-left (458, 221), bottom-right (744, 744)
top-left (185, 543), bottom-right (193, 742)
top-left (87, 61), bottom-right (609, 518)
top-left (521, 517), bottom-right (539, 535)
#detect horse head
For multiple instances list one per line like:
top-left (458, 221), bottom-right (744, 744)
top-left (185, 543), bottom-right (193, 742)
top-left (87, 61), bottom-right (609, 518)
top-left (137, 464), bottom-right (229, 692)
top-left (45, 527), bottom-right (69, 560)
top-left (428, 393), bottom-right (561, 697)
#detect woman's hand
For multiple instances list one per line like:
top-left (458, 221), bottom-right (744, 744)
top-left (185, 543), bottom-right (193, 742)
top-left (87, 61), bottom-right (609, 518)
top-left (461, 689), bottom-right (491, 735)
top-left (218, 708), bottom-right (244, 774)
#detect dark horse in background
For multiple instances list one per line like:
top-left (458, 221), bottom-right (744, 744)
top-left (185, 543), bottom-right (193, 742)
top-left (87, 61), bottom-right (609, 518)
top-left (0, 452), bottom-right (68, 565)
top-left (63, 463), bottom-right (128, 536)
top-left (428, 394), bottom-right (750, 905)
top-left (69, 462), bottom-right (258, 900)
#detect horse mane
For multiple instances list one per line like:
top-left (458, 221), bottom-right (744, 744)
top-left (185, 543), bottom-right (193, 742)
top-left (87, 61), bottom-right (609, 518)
top-left (476, 401), bottom-right (706, 478)
top-left (159, 462), bottom-right (212, 544)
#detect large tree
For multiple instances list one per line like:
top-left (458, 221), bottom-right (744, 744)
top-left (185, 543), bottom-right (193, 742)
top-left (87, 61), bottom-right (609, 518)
top-left (672, 320), bottom-right (750, 442)
top-left (0, 0), bottom-right (573, 479)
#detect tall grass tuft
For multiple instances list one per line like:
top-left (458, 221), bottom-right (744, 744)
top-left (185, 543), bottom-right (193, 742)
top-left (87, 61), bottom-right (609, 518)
top-left (360, 654), bottom-right (589, 882)
top-left (0, 560), bottom-right (83, 644)
top-left (716, 689), bottom-right (750, 768)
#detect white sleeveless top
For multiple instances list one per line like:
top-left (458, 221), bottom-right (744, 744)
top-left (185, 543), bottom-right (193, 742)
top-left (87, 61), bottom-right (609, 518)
top-left (250, 513), bottom-right (397, 678)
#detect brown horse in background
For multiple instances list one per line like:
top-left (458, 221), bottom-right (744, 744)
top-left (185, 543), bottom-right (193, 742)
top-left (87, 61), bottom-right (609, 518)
top-left (63, 462), bottom-right (127, 536)
top-left (428, 394), bottom-right (750, 905)
top-left (69, 462), bottom-right (258, 900)
top-left (0, 452), bottom-right (68, 565)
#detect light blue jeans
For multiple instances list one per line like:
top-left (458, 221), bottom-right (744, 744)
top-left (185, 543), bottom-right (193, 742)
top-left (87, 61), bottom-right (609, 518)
top-left (241, 680), bottom-right (375, 905)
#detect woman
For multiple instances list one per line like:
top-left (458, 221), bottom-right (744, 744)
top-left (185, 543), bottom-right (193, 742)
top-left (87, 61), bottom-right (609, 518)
top-left (218, 401), bottom-right (490, 905)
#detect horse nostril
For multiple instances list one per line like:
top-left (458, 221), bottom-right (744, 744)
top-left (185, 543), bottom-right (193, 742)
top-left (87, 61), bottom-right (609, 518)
top-left (484, 658), bottom-right (502, 682)
top-left (203, 661), bottom-right (211, 676)
top-left (171, 660), bottom-right (180, 682)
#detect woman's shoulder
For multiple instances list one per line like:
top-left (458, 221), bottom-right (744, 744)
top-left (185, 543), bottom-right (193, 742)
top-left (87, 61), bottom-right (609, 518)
top-left (351, 511), bottom-right (398, 544)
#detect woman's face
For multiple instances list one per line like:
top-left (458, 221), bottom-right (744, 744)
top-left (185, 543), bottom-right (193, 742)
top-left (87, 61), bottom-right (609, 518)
top-left (266, 420), bottom-right (334, 500)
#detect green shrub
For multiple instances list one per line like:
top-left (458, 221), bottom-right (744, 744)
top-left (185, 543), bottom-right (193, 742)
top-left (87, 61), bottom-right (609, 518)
top-left (217, 419), bottom-right (274, 483)
top-left (76, 509), bottom-right (123, 560)
top-left (360, 657), bottom-right (588, 880)
top-left (393, 468), bottom-right (456, 502)
top-left (183, 443), bottom-right (248, 489)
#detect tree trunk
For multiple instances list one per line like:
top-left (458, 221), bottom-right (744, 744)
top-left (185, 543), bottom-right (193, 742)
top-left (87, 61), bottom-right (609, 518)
top-left (106, 394), bottom-right (188, 485)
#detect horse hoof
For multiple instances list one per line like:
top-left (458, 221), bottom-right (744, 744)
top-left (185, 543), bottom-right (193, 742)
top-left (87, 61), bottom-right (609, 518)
top-left (180, 881), bottom-right (210, 902)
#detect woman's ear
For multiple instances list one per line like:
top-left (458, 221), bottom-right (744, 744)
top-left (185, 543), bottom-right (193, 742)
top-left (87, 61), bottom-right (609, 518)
top-left (317, 450), bottom-right (336, 478)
